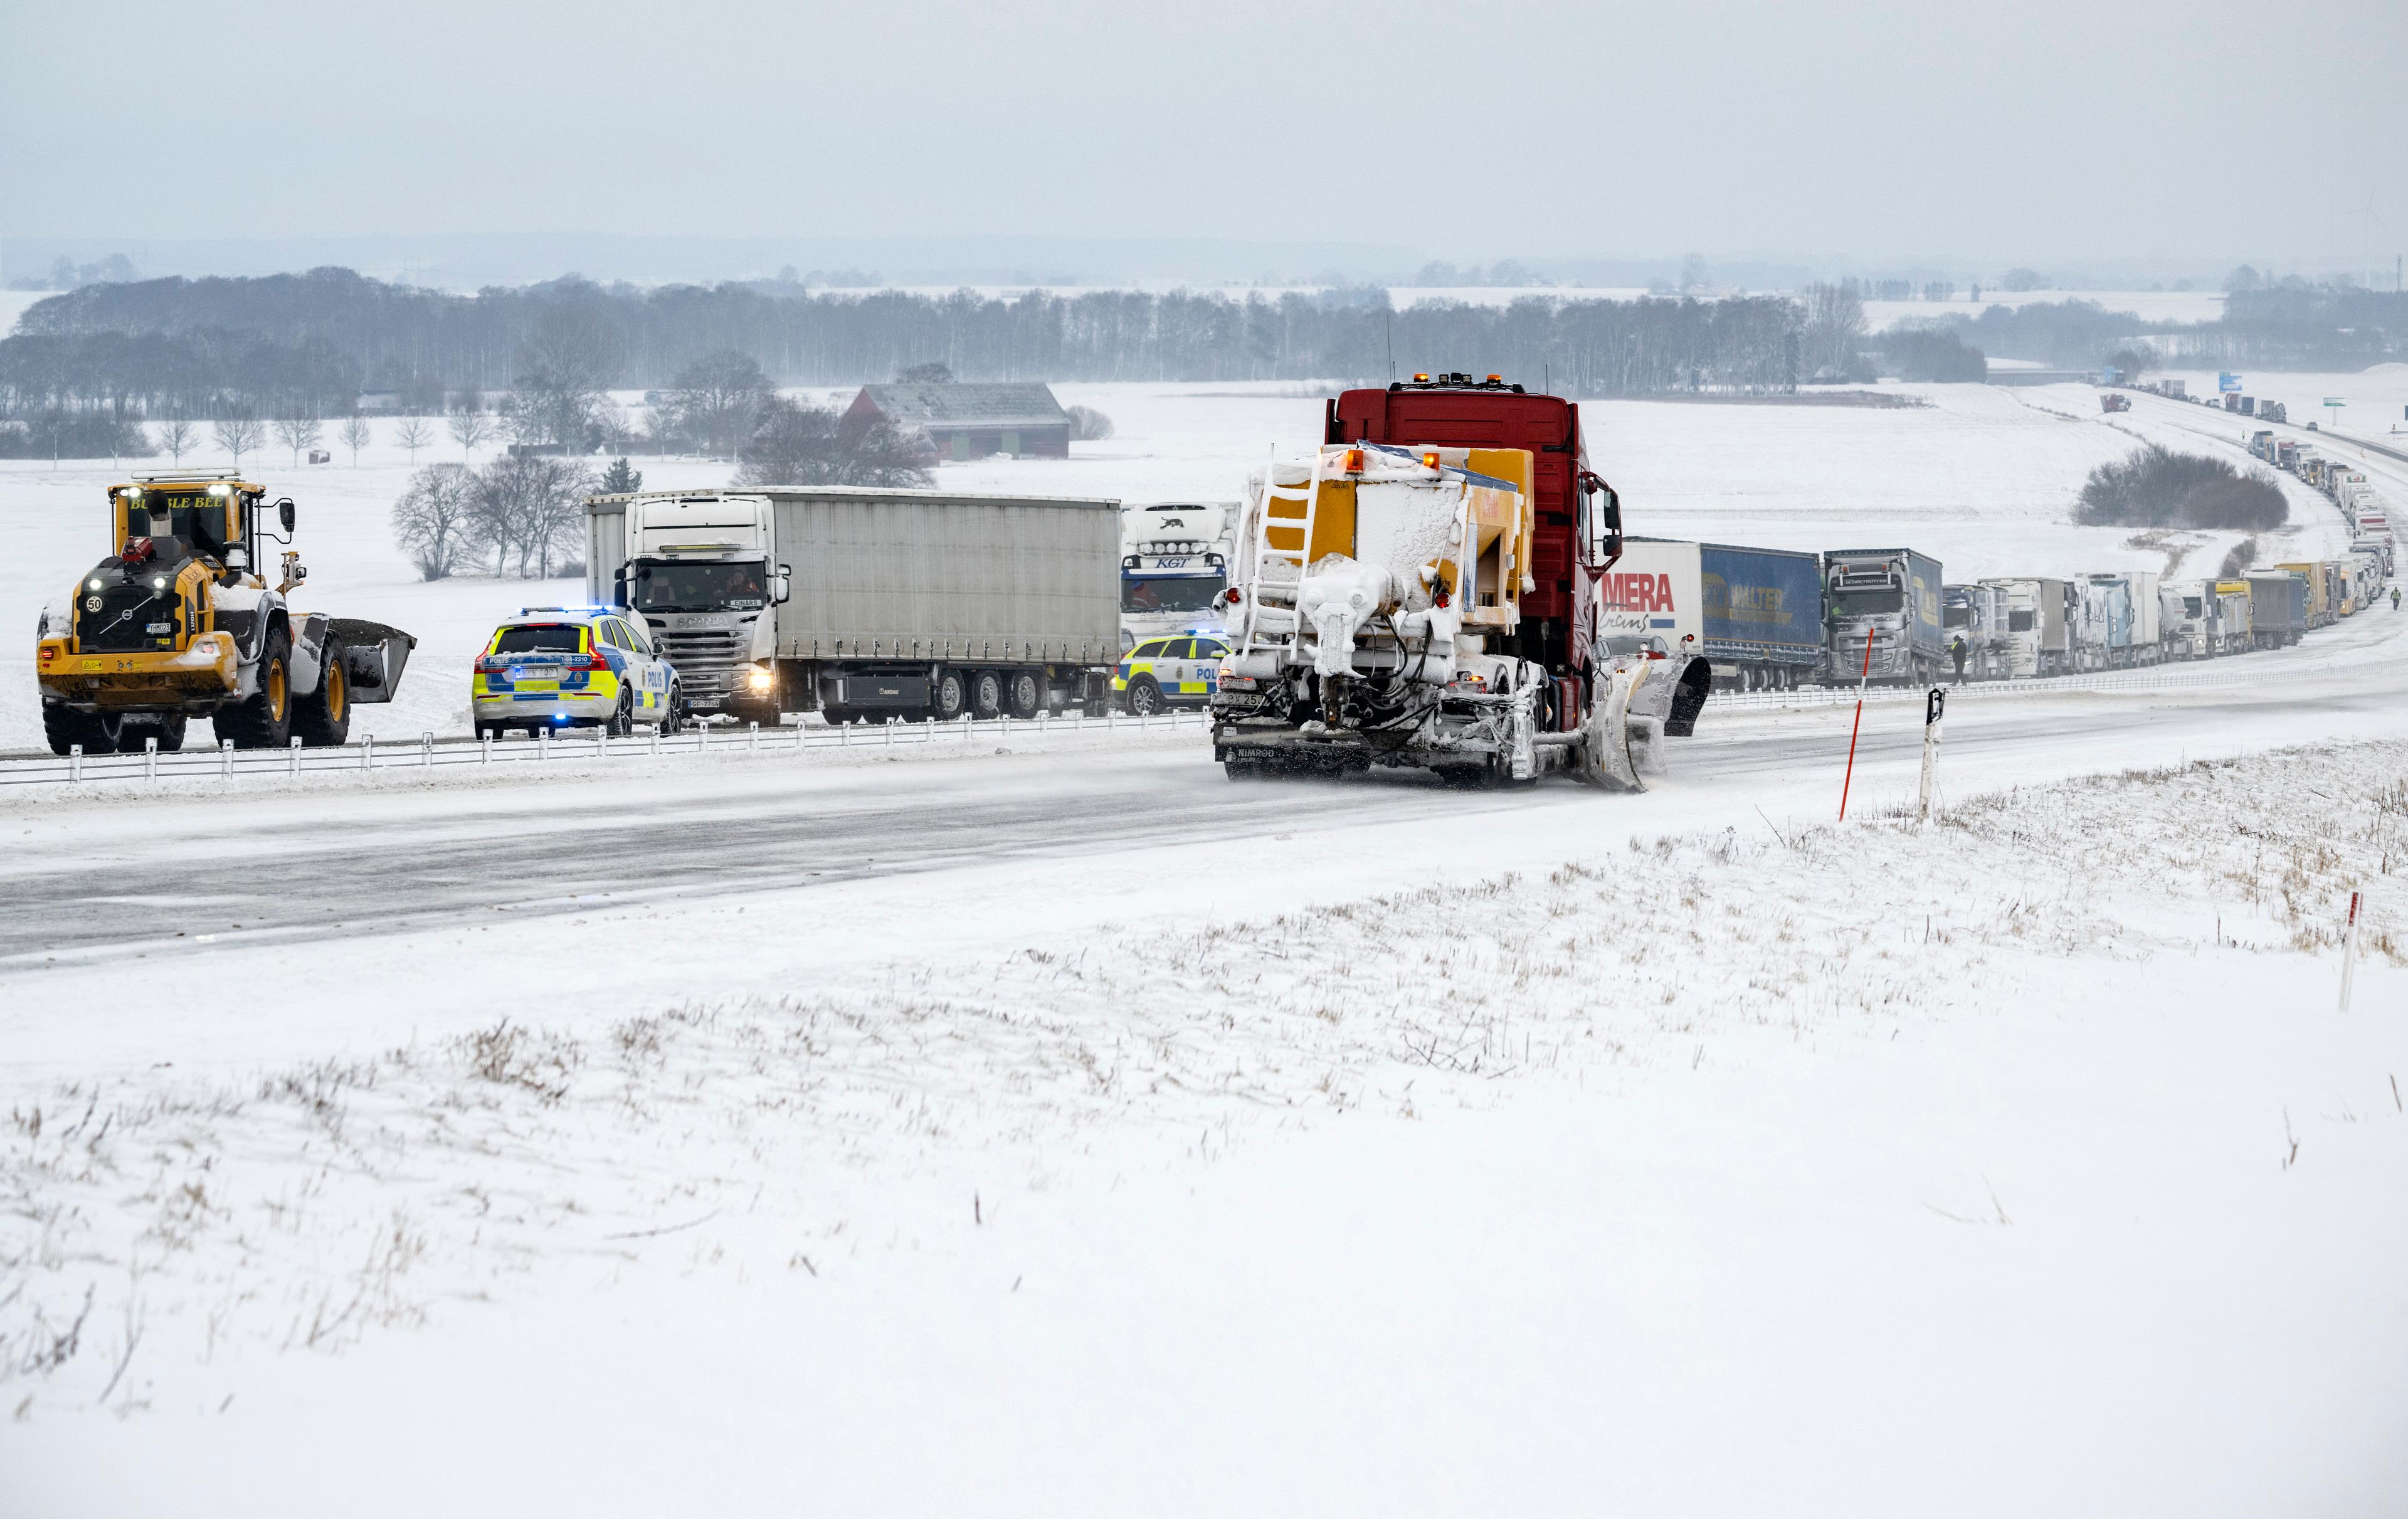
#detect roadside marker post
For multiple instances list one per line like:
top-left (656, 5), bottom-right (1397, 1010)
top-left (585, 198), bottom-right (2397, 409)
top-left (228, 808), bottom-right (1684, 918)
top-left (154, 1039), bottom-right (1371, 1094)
top-left (1839, 629), bottom-right (1874, 820)
top-left (2340, 888), bottom-right (2363, 1012)
top-left (1918, 687), bottom-right (1946, 824)
top-left (288, 736), bottom-right (302, 778)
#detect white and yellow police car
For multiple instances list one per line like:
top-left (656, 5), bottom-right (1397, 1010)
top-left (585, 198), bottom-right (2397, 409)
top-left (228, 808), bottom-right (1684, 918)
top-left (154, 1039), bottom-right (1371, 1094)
top-left (472, 606), bottom-right (686, 739)
top-left (1114, 630), bottom-right (1232, 716)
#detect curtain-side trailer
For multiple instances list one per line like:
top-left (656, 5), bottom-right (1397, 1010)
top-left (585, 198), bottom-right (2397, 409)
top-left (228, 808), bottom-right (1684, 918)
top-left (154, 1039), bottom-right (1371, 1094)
top-left (1606, 539), bottom-right (1823, 691)
top-left (589, 487), bottom-right (1121, 724)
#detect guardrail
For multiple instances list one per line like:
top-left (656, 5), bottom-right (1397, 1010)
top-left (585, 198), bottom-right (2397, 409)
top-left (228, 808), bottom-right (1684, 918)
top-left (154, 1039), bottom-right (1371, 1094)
top-left (1708, 660), bottom-right (2296, 711)
top-left (1, 707), bottom-right (1215, 790)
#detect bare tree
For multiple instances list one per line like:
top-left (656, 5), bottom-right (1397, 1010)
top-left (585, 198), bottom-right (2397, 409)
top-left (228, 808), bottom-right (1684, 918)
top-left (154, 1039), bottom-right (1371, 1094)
top-left (214, 411), bottom-right (264, 472)
top-left (734, 398), bottom-right (932, 489)
top-left (339, 413), bottom-right (374, 465)
top-left (469, 454), bottom-right (594, 577)
top-left (1800, 282), bottom-right (1868, 378)
top-left (154, 416), bottom-right (198, 464)
top-left (663, 350), bottom-right (773, 457)
top-left (391, 463), bottom-right (476, 580)
top-left (513, 305), bottom-right (620, 453)
top-left (273, 414), bottom-right (323, 466)
top-left (394, 415), bottom-right (434, 463)
top-left (1066, 405), bottom-right (1114, 442)
top-left (448, 407), bottom-right (493, 461)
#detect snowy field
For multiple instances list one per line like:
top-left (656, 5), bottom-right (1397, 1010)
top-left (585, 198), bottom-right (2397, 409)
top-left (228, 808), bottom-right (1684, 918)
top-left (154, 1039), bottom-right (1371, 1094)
top-left (1, 374), bottom-right (2375, 751)
top-left (5, 371), bottom-right (2405, 1515)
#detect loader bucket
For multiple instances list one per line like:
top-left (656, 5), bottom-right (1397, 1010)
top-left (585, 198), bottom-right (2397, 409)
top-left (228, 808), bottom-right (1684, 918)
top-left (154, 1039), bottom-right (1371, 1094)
top-left (1582, 662), bottom-right (1649, 791)
top-left (329, 617), bottom-right (418, 704)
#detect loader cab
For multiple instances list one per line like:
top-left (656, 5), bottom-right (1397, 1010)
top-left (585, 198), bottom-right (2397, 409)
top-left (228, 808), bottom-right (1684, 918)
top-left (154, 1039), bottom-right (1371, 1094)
top-left (112, 478), bottom-right (272, 578)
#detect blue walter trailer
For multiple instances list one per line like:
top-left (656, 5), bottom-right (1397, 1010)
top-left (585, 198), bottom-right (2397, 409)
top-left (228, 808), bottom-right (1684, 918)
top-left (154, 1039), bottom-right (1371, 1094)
top-left (1602, 539), bottom-right (1824, 691)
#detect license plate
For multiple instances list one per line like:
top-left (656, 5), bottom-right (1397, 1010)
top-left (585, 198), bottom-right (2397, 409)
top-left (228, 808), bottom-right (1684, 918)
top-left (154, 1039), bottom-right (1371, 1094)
top-left (515, 679), bottom-right (559, 694)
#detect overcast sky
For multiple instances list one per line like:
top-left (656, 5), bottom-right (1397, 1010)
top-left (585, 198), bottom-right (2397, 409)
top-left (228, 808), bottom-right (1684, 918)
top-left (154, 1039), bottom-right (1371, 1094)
top-left (7, 0), bottom-right (2405, 269)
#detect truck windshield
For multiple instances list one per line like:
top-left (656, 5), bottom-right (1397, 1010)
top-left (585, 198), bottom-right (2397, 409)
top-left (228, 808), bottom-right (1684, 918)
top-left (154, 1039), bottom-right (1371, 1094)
top-left (1122, 573), bottom-right (1225, 614)
top-left (2007, 610), bottom-right (2036, 632)
top-left (631, 561), bottom-right (767, 613)
top-left (1943, 606), bottom-right (1971, 628)
top-left (1828, 588), bottom-right (1903, 617)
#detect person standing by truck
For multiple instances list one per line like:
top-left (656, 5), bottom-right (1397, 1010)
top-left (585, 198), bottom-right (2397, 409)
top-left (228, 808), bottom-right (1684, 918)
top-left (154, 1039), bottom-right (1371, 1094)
top-left (1949, 633), bottom-right (1968, 685)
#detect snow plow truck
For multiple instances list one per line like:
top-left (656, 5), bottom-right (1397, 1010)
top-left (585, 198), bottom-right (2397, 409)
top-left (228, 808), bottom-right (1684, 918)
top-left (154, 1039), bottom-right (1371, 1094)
top-left (35, 475), bottom-right (416, 754)
top-left (1208, 373), bottom-right (1709, 789)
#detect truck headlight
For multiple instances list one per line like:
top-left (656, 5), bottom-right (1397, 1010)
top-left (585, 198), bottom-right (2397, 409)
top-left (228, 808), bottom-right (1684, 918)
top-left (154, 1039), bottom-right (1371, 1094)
top-left (746, 667), bottom-right (774, 691)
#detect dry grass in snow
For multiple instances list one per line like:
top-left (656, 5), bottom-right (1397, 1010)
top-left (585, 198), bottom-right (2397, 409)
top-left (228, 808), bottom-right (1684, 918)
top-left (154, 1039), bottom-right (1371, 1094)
top-left (4, 740), bottom-right (2399, 1416)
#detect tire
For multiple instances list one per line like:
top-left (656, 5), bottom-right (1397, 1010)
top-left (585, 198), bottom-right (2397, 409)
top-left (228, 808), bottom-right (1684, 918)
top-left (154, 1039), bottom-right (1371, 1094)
top-left (42, 702), bottom-right (114, 756)
top-left (293, 638), bottom-right (352, 747)
top-left (1126, 676), bottom-right (1164, 717)
top-left (973, 671), bottom-right (1003, 718)
top-left (1009, 670), bottom-right (1042, 719)
top-left (936, 669), bottom-right (968, 720)
top-left (153, 714), bottom-right (187, 753)
top-left (606, 688), bottom-right (635, 738)
top-left (218, 627), bottom-right (293, 749)
top-left (660, 686), bottom-right (686, 735)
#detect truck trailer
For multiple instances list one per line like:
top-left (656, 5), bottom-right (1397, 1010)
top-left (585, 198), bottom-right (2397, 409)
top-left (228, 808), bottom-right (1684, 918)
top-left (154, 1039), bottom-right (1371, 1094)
top-left (1822, 548), bottom-right (1944, 683)
top-left (1603, 538), bottom-right (1824, 691)
top-left (587, 487), bottom-right (1122, 725)
top-left (2244, 569), bottom-right (2306, 647)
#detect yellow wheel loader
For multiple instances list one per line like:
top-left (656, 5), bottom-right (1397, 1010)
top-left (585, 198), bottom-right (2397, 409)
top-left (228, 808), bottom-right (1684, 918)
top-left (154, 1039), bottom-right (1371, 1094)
top-left (35, 475), bottom-right (416, 755)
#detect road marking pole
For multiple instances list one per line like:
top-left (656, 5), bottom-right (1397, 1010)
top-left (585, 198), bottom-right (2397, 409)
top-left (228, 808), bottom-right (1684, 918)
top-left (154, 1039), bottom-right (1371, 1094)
top-left (362, 733), bottom-right (373, 772)
top-left (145, 735), bottom-right (158, 782)
top-left (1918, 687), bottom-right (1946, 824)
top-left (289, 736), bottom-right (302, 778)
top-left (2340, 887), bottom-right (2363, 1012)
top-left (68, 743), bottom-right (81, 784)
top-left (422, 731), bottom-right (434, 768)
top-left (221, 738), bottom-right (234, 780)
top-left (1839, 629), bottom-right (1874, 820)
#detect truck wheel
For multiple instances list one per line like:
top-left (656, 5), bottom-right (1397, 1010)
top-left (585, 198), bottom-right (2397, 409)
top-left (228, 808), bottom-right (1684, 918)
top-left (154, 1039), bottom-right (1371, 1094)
top-left (973, 672), bottom-right (1003, 718)
top-left (1008, 670), bottom-right (1042, 719)
top-left (1126, 676), bottom-right (1164, 716)
top-left (154, 714), bottom-right (187, 752)
top-left (218, 627), bottom-right (293, 749)
top-left (293, 638), bottom-right (352, 747)
top-left (935, 670), bottom-right (967, 719)
top-left (42, 702), bottom-right (115, 756)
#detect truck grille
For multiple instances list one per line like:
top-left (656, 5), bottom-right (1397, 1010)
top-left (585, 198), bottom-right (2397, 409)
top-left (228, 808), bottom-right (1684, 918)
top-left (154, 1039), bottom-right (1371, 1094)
top-left (654, 628), bottom-right (749, 699)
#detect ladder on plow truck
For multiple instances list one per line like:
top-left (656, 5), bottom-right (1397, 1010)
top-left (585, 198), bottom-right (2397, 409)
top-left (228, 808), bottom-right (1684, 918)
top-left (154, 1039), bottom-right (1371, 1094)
top-left (1235, 445), bottom-right (1327, 657)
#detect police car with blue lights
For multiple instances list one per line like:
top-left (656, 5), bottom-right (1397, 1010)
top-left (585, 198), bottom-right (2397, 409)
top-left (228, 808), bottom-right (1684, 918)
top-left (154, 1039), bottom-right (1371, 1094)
top-left (1113, 630), bottom-right (1232, 716)
top-left (472, 606), bottom-right (687, 739)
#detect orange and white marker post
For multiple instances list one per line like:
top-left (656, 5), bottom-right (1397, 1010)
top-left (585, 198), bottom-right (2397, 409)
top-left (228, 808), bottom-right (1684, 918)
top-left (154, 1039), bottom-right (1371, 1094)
top-left (1839, 629), bottom-right (1874, 821)
top-left (2339, 887), bottom-right (2362, 1012)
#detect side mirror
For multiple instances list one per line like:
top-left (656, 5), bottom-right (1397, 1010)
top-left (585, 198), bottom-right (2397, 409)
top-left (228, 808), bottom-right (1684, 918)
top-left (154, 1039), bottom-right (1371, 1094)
top-left (277, 498), bottom-right (296, 533)
top-left (774, 563), bottom-right (792, 605)
top-left (611, 564), bottom-right (628, 607)
top-left (1577, 472), bottom-right (1622, 569)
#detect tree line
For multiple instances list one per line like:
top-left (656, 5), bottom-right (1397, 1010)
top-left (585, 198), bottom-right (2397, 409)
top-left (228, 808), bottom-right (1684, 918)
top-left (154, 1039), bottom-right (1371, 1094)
top-left (4, 267), bottom-right (1981, 425)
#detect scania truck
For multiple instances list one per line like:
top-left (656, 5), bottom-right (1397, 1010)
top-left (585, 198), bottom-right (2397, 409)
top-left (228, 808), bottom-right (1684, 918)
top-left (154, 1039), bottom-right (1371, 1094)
top-left (588, 486), bottom-right (1122, 725)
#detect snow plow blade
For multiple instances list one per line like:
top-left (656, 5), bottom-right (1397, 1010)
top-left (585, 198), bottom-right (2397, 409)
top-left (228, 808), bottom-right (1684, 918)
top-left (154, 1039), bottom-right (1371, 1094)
top-left (1582, 662), bottom-right (1648, 791)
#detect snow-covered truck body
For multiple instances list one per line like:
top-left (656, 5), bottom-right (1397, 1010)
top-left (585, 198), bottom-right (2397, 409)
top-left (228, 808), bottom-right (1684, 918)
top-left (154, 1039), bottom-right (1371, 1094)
top-left (2210, 581), bottom-right (2253, 653)
top-left (1606, 539), bottom-right (1822, 689)
top-left (2274, 562), bottom-right (2335, 628)
top-left (1212, 387), bottom-right (1703, 789)
top-left (1979, 576), bottom-right (2069, 677)
top-left (2163, 580), bottom-right (2216, 659)
top-left (1119, 500), bottom-right (1237, 652)
top-left (36, 475), bottom-right (414, 755)
top-left (1822, 548), bottom-right (1943, 682)
top-left (589, 487), bottom-right (1121, 724)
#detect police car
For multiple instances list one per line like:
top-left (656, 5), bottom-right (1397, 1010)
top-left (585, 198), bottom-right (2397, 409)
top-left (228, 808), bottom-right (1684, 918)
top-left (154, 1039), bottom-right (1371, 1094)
top-left (1114, 630), bottom-right (1231, 715)
top-left (472, 606), bottom-right (686, 739)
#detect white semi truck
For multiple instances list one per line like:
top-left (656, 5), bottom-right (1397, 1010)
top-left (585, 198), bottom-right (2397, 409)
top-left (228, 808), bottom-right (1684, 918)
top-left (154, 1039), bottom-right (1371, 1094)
top-left (1119, 500), bottom-right (1237, 653)
top-left (587, 487), bottom-right (1122, 726)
